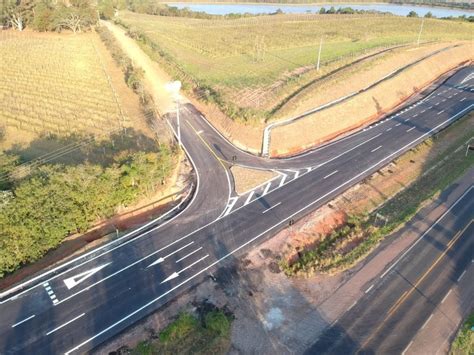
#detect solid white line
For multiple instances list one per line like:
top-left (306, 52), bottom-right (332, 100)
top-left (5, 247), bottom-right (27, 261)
top-left (46, 313), bottom-right (85, 335)
top-left (421, 313), bottom-right (434, 330)
top-left (365, 284), bottom-right (374, 293)
top-left (11, 315), bottom-right (35, 328)
top-left (402, 340), bottom-right (414, 355)
top-left (244, 191), bottom-right (255, 206)
top-left (457, 269), bottom-right (467, 282)
top-left (262, 182), bottom-right (272, 195)
top-left (175, 247), bottom-right (203, 263)
top-left (64, 105), bottom-right (474, 354)
top-left (380, 185), bottom-right (474, 279)
top-left (371, 145), bottom-right (382, 153)
top-left (324, 170), bottom-right (338, 179)
top-left (262, 202), bottom-right (282, 214)
top-left (441, 289), bottom-right (452, 304)
top-left (406, 127), bottom-right (415, 132)
top-left (437, 110), bottom-right (445, 115)
top-left (347, 300), bottom-right (357, 311)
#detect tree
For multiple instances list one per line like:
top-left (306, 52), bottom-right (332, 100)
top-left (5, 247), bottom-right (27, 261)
top-left (407, 11), bottom-right (418, 18)
top-left (319, 7), bottom-right (326, 14)
top-left (54, 0), bottom-right (97, 34)
top-left (424, 11), bottom-right (433, 18)
top-left (5, 0), bottom-right (35, 31)
top-left (327, 6), bottom-right (336, 14)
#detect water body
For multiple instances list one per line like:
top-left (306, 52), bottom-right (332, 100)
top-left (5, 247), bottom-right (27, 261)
top-left (168, 3), bottom-right (473, 18)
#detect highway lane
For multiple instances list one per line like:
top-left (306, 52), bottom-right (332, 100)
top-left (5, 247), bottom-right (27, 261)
top-left (0, 66), bottom-right (472, 354)
top-left (305, 185), bottom-right (474, 354)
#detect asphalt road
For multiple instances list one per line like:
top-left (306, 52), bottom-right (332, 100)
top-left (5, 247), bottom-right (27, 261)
top-left (305, 182), bottom-right (474, 355)
top-left (0, 66), bottom-right (472, 354)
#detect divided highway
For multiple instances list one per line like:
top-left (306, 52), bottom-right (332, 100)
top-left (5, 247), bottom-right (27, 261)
top-left (306, 180), bottom-right (474, 354)
top-left (0, 66), bottom-right (473, 354)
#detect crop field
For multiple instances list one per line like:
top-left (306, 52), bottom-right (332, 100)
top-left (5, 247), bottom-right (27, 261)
top-left (0, 31), bottom-right (126, 145)
top-left (118, 11), bottom-right (472, 118)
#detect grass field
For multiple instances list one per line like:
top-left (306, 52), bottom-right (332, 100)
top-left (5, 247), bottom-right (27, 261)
top-left (0, 31), bottom-right (126, 146)
top-left (117, 11), bottom-right (472, 120)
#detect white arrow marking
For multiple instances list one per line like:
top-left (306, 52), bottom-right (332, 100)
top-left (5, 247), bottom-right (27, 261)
top-left (160, 255), bottom-right (209, 284)
top-left (63, 263), bottom-right (111, 290)
top-left (147, 242), bottom-right (194, 268)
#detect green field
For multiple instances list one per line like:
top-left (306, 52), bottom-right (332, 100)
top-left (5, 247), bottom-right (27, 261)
top-left (117, 11), bottom-right (472, 120)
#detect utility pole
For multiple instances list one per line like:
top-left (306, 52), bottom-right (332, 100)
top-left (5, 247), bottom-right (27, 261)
top-left (317, 36), bottom-right (323, 71)
top-left (417, 18), bottom-right (424, 46)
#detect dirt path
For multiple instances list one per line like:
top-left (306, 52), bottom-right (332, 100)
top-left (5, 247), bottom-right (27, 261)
top-left (101, 21), bottom-right (178, 115)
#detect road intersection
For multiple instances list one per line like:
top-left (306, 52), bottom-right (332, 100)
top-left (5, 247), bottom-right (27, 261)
top-left (0, 66), bottom-right (473, 354)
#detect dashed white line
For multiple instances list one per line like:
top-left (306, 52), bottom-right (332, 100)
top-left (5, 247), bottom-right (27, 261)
top-left (457, 269), bottom-right (467, 282)
top-left (371, 146), bottom-right (382, 153)
top-left (396, 123), bottom-right (402, 127)
top-left (427, 106), bottom-right (433, 110)
top-left (437, 110), bottom-right (445, 115)
top-left (406, 127), bottom-right (415, 132)
top-left (365, 284), bottom-right (374, 293)
top-left (441, 289), bottom-right (452, 304)
top-left (460, 97), bottom-right (466, 102)
top-left (12, 315), bottom-right (35, 328)
top-left (262, 202), bottom-right (282, 214)
top-left (244, 191), bottom-right (255, 206)
top-left (413, 114), bottom-right (418, 117)
top-left (323, 170), bottom-right (338, 179)
top-left (175, 247), bottom-right (203, 263)
top-left (46, 313), bottom-right (85, 335)
top-left (386, 127), bottom-right (392, 132)
top-left (421, 313), bottom-right (434, 330)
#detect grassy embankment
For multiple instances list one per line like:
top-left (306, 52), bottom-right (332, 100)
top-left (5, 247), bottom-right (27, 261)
top-left (280, 114), bottom-right (474, 276)
top-left (126, 307), bottom-right (232, 354)
top-left (116, 11), bottom-right (472, 123)
top-left (451, 312), bottom-right (474, 354)
top-left (0, 32), bottom-right (176, 278)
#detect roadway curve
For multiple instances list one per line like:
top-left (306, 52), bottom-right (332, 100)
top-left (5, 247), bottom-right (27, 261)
top-left (0, 66), bottom-right (473, 354)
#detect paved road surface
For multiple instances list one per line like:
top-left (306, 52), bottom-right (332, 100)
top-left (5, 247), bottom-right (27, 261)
top-left (0, 67), bottom-right (472, 354)
top-left (305, 180), bottom-right (474, 354)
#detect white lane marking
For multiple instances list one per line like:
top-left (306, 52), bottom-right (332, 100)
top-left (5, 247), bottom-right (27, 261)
top-left (46, 313), bottom-right (85, 336)
top-left (63, 263), bottom-right (111, 290)
top-left (405, 118), bottom-right (410, 122)
top-left (453, 92), bottom-right (458, 96)
top-left (421, 313), bottom-right (434, 330)
top-left (420, 110), bottom-right (426, 114)
top-left (457, 270), bottom-right (467, 282)
top-left (262, 182), bottom-right (272, 195)
top-left (427, 106), bottom-right (433, 110)
top-left (244, 191), bottom-right (255, 206)
top-left (223, 197), bottom-right (239, 217)
top-left (437, 110), bottom-right (445, 115)
top-left (347, 301), bottom-right (357, 311)
top-left (413, 114), bottom-right (418, 117)
top-left (406, 127), bottom-right (415, 132)
top-left (175, 247), bottom-right (203, 263)
top-left (448, 95), bottom-right (453, 99)
top-left (371, 145), bottom-right (382, 153)
top-left (294, 170), bottom-right (300, 179)
top-left (435, 101), bottom-right (440, 106)
top-left (396, 123), bottom-right (402, 127)
top-left (64, 106), bottom-right (474, 354)
top-left (442, 98), bottom-right (447, 102)
top-left (402, 340), bottom-right (414, 355)
top-left (386, 127), bottom-right (392, 132)
top-left (196, 130), bottom-right (203, 134)
top-left (11, 315), bottom-right (35, 328)
top-left (147, 242), bottom-right (194, 267)
top-left (262, 202), bottom-right (282, 214)
top-left (365, 284), bottom-right (374, 293)
top-left (380, 185), bottom-right (474, 279)
top-left (324, 170), bottom-right (338, 180)
top-left (161, 255), bottom-right (209, 284)
top-left (279, 173), bottom-right (287, 188)
top-left (460, 97), bottom-right (466, 102)
top-left (441, 289), bottom-right (452, 304)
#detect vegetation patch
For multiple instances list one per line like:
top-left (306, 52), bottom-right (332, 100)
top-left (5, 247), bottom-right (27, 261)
top-left (116, 9), bottom-right (472, 123)
top-left (451, 312), bottom-right (474, 355)
top-left (116, 302), bottom-right (233, 355)
top-left (280, 116), bottom-right (474, 276)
